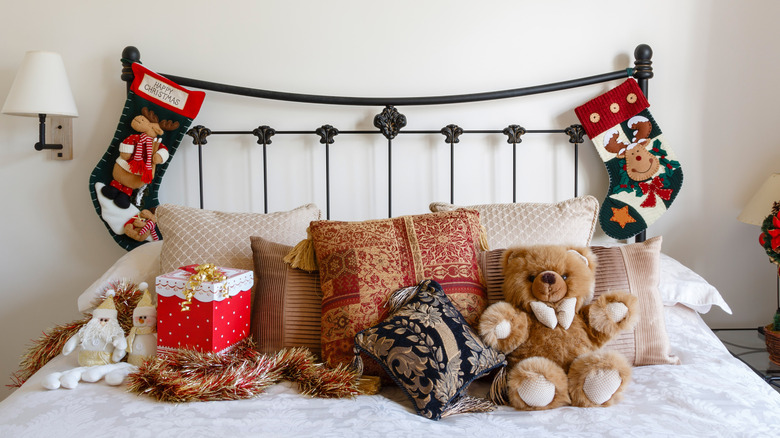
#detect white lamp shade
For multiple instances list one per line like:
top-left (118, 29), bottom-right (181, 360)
top-left (739, 173), bottom-right (780, 226)
top-left (2, 51), bottom-right (78, 117)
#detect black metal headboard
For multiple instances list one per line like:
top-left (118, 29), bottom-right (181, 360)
top-left (121, 44), bottom-right (653, 241)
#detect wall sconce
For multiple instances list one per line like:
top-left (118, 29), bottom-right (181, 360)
top-left (2, 51), bottom-right (78, 160)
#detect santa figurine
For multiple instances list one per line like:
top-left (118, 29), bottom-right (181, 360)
top-left (42, 291), bottom-right (133, 390)
top-left (125, 285), bottom-right (157, 366)
top-left (64, 292), bottom-right (127, 366)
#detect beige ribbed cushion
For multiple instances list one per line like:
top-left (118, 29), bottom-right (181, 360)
top-left (156, 203), bottom-right (320, 274)
top-left (250, 236), bottom-right (322, 356)
top-left (430, 196), bottom-right (599, 249)
top-left (478, 236), bottom-right (678, 366)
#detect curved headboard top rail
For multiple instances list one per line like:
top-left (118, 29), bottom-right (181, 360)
top-left (118, 44), bottom-right (654, 243)
top-left (120, 44), bottom-right (652, 107)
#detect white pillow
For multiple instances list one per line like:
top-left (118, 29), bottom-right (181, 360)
top-left (658, 253), bottom-right (732, 314)
top-left (77, 241), bottom-right (163, 313)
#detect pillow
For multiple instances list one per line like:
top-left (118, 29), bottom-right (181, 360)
top-left (429, 195), bottom-right (599, 249)
top-left (250, 236), bottom-right (322, 356)
top-left (354, 280), bottom-right (505, 420)
top-left (478, 236), bottom-right (679, 366)
top-left (309, 210), bottom-right (487, 370)
top-left (77, 240), bottom-right (163, 313)
top-left (156, 203), bottom-right (320, 274)
top-left (658, 253), bottom-right (732, 314)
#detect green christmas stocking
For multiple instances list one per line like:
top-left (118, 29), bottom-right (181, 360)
top-left (89, 63), bottom-right (205, 251)
top-left (575, 79), bottom-right (683, 240)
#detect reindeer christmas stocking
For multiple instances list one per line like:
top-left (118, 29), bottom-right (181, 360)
top-left (575, 79), bottom-right (682, 240)
top-left (89, 63), bottom-right (205, 251)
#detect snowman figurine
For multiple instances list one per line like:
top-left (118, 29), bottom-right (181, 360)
top-left (125, 283), bottom-right (157, 367)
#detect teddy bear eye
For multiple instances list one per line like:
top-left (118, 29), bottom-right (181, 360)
top-left (562, 274), bottom-right (569, 280)
top-left (527, 275), bottom-right (536, 282)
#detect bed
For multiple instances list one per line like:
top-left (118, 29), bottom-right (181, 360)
top-left (2, 44), bottom-right (780, 437)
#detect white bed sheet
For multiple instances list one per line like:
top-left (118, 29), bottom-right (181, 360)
top-left (2, 305), bottom-right (780, 438)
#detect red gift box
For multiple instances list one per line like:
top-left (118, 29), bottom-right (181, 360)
top-left (155, 265), bottom-right (253, 354)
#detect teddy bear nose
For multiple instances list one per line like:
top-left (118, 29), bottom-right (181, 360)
top-left (541, 272), bottom-right (556, 284)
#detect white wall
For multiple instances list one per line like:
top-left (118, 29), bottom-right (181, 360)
top-left (1, 0), bottom-right (778, 401)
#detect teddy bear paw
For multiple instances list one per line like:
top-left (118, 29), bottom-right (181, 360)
top-left (517, 374), bottom-right (556, 407)
top-left (583, 368), bottom-right (621, 405)
top-left (606, 302), bottom-right (628, 322)
top-left (494, 320), bottom-right (512, 340)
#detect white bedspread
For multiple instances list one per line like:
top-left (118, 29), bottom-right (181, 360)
top-left (2, 305), bottom-right (780, 438)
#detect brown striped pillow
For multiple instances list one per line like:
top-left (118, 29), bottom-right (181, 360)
top-left (478, 236), bottom-right (679, 366)
top-left (250, 236), bottom-right (322, 356)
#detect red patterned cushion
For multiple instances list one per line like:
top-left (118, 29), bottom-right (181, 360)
top-left (310, 210), bottom-right (487, 369)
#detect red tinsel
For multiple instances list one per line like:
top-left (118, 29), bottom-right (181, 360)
top-left (126, 339), bottom-right (370, 402)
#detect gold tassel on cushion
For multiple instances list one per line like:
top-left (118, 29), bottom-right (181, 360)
top-left (350, 345), bottom-right (381, 395)
top-left (479, 224), bottom-right (490, 251)
top-left (283, 228), bottom-right (318, 271)
top-left (356, 375), bottom-right (381, 395)
top-left (440, 396), bottom-right (497, 418)
top-left (488, 365), bottom-right (509, 405)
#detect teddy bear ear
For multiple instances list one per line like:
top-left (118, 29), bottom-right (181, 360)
top-left (501, 247), bottom-right (527, 269)
top-left (567, 247), bottom-right (597, 273)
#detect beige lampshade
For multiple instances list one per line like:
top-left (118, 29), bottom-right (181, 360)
top-left (2, 51), bottom-right (78, 117)
top-left (739, 173), bottom-right (780, 226)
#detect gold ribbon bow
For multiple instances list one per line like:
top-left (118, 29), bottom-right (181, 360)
top-left (181, 263), bottom-right (228, 311)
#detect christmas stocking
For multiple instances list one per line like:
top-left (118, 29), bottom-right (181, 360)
top-left (89, 63), bottom-right (205, 251)
top-left (575, 79), bottom-right (682, 240)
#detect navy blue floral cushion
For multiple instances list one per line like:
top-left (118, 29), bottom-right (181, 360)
top-left (354, 280), bottom-right (505, 420)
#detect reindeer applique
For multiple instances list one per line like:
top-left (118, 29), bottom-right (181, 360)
top-left (603, 115), bottom-right (660, 182)
top-left (100, 108), bottom-right (180, 209)
top-left (603, 115), bottom-right (676, 209)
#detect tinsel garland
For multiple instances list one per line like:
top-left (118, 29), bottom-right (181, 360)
top-left (13, 279), bottom-right (376, 401)
top-left (9, 281), bottom-right (143, 387)
top-left (126, 339), bottom-right (374, 402)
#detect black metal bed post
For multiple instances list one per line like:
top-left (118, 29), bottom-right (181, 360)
top-left (513, 142), bottom-right (517, 202)
top-left (450, 139), bottom-right (455, 204)
top-left (633, 43), bottom-right (653, 243)
top-left (252, 126), bottom-right (275, 215)
top-left (186, 126), bottom-right (212, 209)
top-left (314, 125), bottom-right (337, 220)
top-left (326, 142), bottom-right (331, 219)
top-left (440, 124), bottom-right (463, 205)
top-left (502, 125), bottom-right (525, 203)
top-left (388, 138), bottom-right (393, 218)
top-left (564, 125), bottom-right (585, 198)
top-left (373, 106), bottom-right (406, 218)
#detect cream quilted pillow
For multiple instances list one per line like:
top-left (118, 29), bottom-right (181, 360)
top-left (430, 196), bottom-right (599, 248)
top-left (156, 203), bottom-right (321, 274)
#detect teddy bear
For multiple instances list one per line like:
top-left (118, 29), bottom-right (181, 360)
top-left (478, 245), bottom-right (638, 410)
top-left (123, 209), bottom-right (159, 242)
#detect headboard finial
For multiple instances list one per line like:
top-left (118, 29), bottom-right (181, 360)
top-left (633, 44), bottom-right (653, 80)
top-left (121, 46), bottom-right (141, 90)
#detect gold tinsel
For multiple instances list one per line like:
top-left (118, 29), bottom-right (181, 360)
top-left (126, 340), bottom-right (374, 402)
top-left (10, 280), bottom-right (144, 387)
